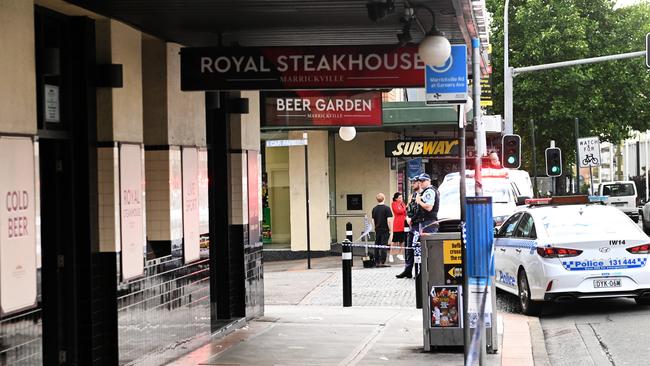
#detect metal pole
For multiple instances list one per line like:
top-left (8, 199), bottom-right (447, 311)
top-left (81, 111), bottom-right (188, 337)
top-left (504, 0), bottom-right (513, 135)
top-left (589, 166), bottom-right (594, 195)
top-left (575, 118), bottom-right (580, 194)
top-left (513, 51), bottom-right (645, 75)
top-left (637, 140), bottom-right (641, 177)
top-left (342, 223), bottom-right (353, 307)
top-left (473, 38), bottom-right (483, 197)
top-left (459, 106), bottom-right (470, 364)
top-left (304, 134), bottom-right (311, 269)
top-left (472, 37), bottom-right (486, 366)
top-left (646, 137), bottom-right (649, 200)
top-left (530, 119), bottom-right (538, 197)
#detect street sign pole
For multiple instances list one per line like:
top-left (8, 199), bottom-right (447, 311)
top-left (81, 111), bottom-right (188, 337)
top-left (575, 118), bottom-right (580, 194)
top-left (589, 166), bottom-right (594, 195)
top-left (530, 119), bottom-right (538, 197)
top-left (304, 133), bottom-right (311, 270)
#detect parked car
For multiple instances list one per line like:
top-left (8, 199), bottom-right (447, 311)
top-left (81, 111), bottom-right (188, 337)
top-left (598, 181), bottom-right (639, 222)
top-left (495, 196), bottom-right (650, 315)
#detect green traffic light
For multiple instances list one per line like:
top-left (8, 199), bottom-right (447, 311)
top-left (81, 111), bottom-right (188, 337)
top-left (551, 166), bottom-right (559, 173)
top-left (507, 156), bottom-right (516, 164)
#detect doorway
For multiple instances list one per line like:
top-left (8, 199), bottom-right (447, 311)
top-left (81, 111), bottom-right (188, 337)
top-left (39, 139), bottom-right (75, 364)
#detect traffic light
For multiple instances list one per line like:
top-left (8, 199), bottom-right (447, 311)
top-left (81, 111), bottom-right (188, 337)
top-left (502, 134), bottom-right (521, 169)
top-left (545, 147), bottom-right (562, 177)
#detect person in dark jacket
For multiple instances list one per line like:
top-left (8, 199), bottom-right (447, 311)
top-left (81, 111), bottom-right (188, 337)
top-left (396, 176), bottom-right (420, 278)
top-left (371, 193), bottom-right (393, 267)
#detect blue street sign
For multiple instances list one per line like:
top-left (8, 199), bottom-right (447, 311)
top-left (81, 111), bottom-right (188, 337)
top-left (425, 45), bottom-right (468, 105)
top-left (407, 158), bottom-right (423, 179)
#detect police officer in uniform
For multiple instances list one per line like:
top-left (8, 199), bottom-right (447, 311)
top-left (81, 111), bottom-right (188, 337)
top-left (415, 173), bottom-right (439, 234)
top-left (396, 176), bottom-right (421, 278)
top-left (409, 173), bottom-right (440, 278)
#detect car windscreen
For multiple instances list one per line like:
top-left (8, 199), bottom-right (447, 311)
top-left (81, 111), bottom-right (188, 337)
top-left (439, 179), bottom-right (514, 204)
top-left (538, 206), bottom-right (636, 237)
top-left (602, 183), bottom-right (635, 197)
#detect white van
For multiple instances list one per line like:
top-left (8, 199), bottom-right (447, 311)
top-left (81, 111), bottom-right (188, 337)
top-left (598, 181), bottom-right (638, 222)
top-left (437, 169), bottom-right (529, 227)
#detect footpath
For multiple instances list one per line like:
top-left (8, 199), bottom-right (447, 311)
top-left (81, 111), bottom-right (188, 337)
top-left (167, 256), bottom-right (548, 366)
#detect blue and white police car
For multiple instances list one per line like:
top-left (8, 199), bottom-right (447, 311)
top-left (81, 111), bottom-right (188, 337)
top-left (495, 195), bottom-right (650, 315)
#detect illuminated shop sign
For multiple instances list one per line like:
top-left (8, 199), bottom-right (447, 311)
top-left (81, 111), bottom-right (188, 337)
top-left (181, 45), bottom-right (426, 90)
top-left (261, 90), bottom-right (382, 127)
top-left (385, 139), bottom-right (460, 158)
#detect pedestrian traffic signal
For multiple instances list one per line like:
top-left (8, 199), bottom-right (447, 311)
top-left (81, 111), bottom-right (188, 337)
top-left (545, 147), bottom-right (562, 177)
top-left (502, 134), bottom-right (521, 169)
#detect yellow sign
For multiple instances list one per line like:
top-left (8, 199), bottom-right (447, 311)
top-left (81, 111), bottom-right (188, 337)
top-left (384, 139), bottom-right (460, 157)
top-left (443, 240), bottom-right (462, 264)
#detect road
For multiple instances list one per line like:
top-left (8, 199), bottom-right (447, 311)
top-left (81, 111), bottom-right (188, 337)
top-left (497, 288), bottom-right (650, 366)
top-left (491, 218), bottom-right (650, 366)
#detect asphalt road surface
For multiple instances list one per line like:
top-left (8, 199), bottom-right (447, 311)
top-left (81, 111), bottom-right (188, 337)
top-left (492, 217), bottom-right (650, 366)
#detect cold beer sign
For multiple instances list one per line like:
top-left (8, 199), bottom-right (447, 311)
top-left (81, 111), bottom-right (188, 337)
top-left (0, 137), bottom-right (37, 314)
top-left (261, 90), bottom-right (382, 127)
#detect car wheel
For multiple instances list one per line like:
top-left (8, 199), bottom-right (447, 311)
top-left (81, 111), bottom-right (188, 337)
top-left (636, 297), bottom-right (650, 305)
top-left (518, 269), bottom-right (542, 316)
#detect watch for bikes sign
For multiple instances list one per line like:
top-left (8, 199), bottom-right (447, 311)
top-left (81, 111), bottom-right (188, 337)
top-left (578, 137), bottom-right (601, 167)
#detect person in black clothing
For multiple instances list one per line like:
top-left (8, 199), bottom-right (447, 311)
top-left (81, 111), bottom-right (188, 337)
top-left (396, 176), bottom-right (421, 278)
top-left (371, 193), bottom-right (393, 267)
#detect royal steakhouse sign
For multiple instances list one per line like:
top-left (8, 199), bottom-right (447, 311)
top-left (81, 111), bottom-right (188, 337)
top-left (261, 90), bottom-right (382, 127)
top-left (181, 45), bottom-right (426, 90)
top-left (385, 139), bottom-right (461, 158)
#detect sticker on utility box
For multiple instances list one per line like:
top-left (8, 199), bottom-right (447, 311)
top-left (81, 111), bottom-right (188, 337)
top-left (443, 240), bottom-right (462, 264)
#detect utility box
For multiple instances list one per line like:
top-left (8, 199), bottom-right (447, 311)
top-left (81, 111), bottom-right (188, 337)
top-left (420, 231), bottom-right (498, 352)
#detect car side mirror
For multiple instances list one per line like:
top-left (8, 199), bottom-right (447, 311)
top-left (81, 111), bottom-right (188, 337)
top-left (516, 196), bottom-right (531, 206)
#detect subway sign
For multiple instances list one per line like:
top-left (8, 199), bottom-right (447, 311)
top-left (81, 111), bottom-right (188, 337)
top-left (180, 44), bottom-right (426, 90)
top-left (385, 139), bottom-right (460, 158)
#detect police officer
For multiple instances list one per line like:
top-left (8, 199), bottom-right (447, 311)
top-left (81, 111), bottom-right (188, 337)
top-left (396, 176), bottom-right (421, 278)
top-left (415, 173), bottom-right (439, 234)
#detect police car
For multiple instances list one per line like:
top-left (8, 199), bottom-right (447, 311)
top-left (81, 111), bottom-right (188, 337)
top-left (495, 195), bottom-right (650, 315)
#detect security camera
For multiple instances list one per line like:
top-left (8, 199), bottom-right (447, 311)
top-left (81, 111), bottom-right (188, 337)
top-left (366, 0), bottom-right (395, 22)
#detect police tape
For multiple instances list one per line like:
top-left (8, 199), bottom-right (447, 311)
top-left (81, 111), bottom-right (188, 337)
top-left (340, 243), bottom-right (420, 250)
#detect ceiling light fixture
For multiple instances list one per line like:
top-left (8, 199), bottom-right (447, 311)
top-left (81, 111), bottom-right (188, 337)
top-left (402, 3), bottom-right (451, 67)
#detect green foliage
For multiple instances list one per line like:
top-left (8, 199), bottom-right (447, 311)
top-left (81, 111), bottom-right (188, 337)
top-left (486, 0), bottom-right (650, 176)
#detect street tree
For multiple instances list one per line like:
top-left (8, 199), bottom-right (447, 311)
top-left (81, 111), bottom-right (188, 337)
top-left (486, 0), bottom-right (650, 186)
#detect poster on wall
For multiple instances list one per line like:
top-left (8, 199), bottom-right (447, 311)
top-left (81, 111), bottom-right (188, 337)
top-left (0, 137), bottom-right (38, 314)
top-left (119, 143), bottom-right (145, 281)
top-left (182, 147), bottom-right (200, 263)
top-left (247, 151), bottom-right (261, 247)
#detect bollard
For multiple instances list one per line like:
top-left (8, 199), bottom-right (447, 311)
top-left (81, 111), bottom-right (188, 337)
top-left (345, 222), bottom-right (354, 266)
top-left (342, 238), bottom-right (352, 307)
top-left (415, 243), bottom-right (423, 309)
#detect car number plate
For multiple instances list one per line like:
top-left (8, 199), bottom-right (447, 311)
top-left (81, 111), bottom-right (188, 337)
top-left (593, 279), bottom-right (622, 288)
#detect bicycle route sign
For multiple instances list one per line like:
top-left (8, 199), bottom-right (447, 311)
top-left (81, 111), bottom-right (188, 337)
top-left (578, 136), bottom-right (601, 167)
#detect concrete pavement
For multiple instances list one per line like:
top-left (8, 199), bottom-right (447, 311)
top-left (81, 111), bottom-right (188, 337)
top-left (167, 256), bottom-right (546, 366)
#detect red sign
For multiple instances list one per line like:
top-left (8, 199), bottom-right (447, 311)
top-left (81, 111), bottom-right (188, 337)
top-left (261, 90), bottom-right (382, 127)
top-left (181, 44), bottom-right (426, 90)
